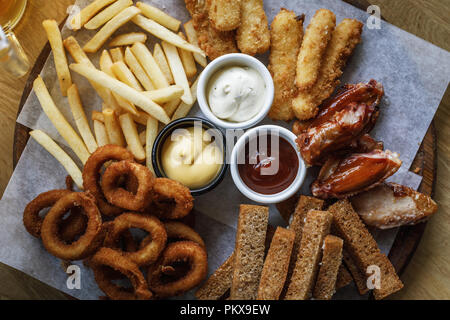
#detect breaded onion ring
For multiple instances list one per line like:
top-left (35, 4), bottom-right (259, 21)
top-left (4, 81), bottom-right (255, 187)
top-left (23, 189), bottom-right (84, 239)
top-left (41, 192), bottom-right (104, 260)
top-left (164, 222), bottom-right (205, 248)
top-left (104, 213), bottom-right (167, 266)
top-left (150, 178), bottom-right (194, 220)
top-left (147, 241), bottom-right (208, 297)
top-left (59, 209), bottom-right (88, 242)
top-left (101, 161), bottom-right (154, 212)
top-left (82, 145), bottom-right (135, 217)
top-left (90, 247), bottom-right (152, 300)
top-left (102, 221), bottom-right (138, 252)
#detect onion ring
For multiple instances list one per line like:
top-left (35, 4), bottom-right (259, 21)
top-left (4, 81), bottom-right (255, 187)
top-left (104, 213), bottom-right (167, 266)
top-left (23, 189), bottom-right (81, 239)
top-left (41, 192), bottom-right (104, 260)
top-left (82, 145), bottom-right (135, 217)
top-left (101, 161), bottom-right (154, 212)
top-left (147, 241), bottom-right (208, 297)
top-left (164, 222), bottom-right (205, 248)
top-left (150, 178), bottom-right (194, 220)
top-left (90, 247), bottom-right (153, 300)
top-left (59, 209), bottom-right (88, 242)
top-left (102, 221), bottom-right (138, 252)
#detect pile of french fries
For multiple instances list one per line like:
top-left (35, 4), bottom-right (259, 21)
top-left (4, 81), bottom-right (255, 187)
top-left (31, 0), bottom-right (207, 189)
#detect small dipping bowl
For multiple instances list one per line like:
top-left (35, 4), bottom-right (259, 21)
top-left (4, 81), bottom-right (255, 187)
top-left (230, 125), bottom-right (307, 204)
top-left (197, 53), bottom-right (274, 130)
top-left (152, 117), bottom-right (228, 196)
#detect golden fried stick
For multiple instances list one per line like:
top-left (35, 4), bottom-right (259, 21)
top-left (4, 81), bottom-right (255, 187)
top-left (296, 9), bottom-right (336, 91)
top-left (184, 0), bottom-right (237, 60)
top-left (268, 9), bottom-right (304, 121)
top-left (292, 18), bottom-right (363, 120)
top-left (236, 0), bottom-right (270, 55)
top-left (208, 0), bottom-right (241, 31)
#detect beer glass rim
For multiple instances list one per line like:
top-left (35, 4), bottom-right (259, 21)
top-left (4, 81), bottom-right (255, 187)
top-left (1, 0), bottom-right (28, 32)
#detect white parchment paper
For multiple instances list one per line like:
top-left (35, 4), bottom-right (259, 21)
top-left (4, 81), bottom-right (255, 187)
top-left (1, 0), bottom-right (449, 299)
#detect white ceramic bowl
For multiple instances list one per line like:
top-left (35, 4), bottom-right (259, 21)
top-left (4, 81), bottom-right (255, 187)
top-left (230, 125), bottom-right (307, 204)
top-left (197, 53), bottom-right (274, 130)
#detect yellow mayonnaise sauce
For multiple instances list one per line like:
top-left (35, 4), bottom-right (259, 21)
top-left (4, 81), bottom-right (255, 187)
top-left (161, 127), bottom-right (223, 189)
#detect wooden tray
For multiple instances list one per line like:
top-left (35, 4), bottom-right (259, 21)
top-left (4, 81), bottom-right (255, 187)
top-left (12, 0), bottom-right (437, 297)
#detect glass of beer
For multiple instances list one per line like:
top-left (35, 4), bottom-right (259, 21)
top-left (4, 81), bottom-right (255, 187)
top-left (0, 0), bottom-right (30, 77)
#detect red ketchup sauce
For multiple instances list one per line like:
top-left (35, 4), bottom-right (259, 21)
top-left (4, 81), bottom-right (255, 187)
top-left (238, 134), bottom-right (299, 195)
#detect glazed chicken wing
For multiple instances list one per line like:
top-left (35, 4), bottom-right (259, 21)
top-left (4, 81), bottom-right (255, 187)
top-left (350, 183), bottom-right (438, 229)
top-left (311, 149), bottom-right (402, 199)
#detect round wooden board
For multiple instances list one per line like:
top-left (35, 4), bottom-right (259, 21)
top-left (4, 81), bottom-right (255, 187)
top-left (12, 0), bottom-right (437, 298)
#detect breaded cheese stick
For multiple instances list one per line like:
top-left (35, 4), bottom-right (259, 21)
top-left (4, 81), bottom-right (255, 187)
top-left (292, 18), bottom-right (363, 120)
top-left (236, 0), bottom-right (270, 55)
top-left (184, 0), bottom-right (237, 60)
top-left (296, 9), bottom-right (336, 91)
top-left (257, 227), bottom-right (295, 300)
top-left (209, 0), bottom-right (241, 31)
top-left (268, 9), bottom-right (304, 121)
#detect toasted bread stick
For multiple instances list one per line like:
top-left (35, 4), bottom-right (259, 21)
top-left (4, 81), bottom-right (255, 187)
top-left (292, 18), bottom-right (363, 120)
top-left (236, 0), bottom-right (270, 55)
top-left (268, 9), bottom-right (304, 121)
top-left (336, 263), bottom-right (353, 290)
top-left (276, 195), bottom-right (299, 223)
top-left (230, 205), bottom-right (269, 300)
top-left (258, 227), bottom-right (295, 300)
top-left (285, 210), bottom-right (332, 300)
top-left (342, 248), bottom-right (369, 295)
top-left (313, 235), bottom-right (343, 300)
top-left (328, 199), bottom-right (403, 300)
top-left (295, 9), bottom-right (336, 91)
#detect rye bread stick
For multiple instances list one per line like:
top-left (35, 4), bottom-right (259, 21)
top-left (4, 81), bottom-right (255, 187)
top-left (257, 227), bottom-right (295, 300)
top-left (342, 248), bottom-right (369, 295)
top-left (284, 210), bottom-right (332, 300)
top-left (295, 9), bottom-right (336, 91)
top-left (328, 199), bottom-right (403, 300)
top-left (236, 0), bottom-right (270, 55)
top-left (313, 235), bottom-right (344, 300)
top-left (230, 205), bottom-right (269, 300)
top-left (196, 225), bottom-right (276, 300)
top-left (268, 9), bottom-right (304, 121)
top-left (336, 263), bottom-right (353, 290)
top-left (292, 18), bottom-right (363, 120)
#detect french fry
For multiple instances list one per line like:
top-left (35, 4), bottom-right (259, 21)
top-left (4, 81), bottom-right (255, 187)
top-left (110, 47), bottom-right (125, 62)
top-left (131, 111), bottom-right (151, 126)
top-left (131, 42), bottom-right (169, 89)
top-left (153, 43), bottom-right (174, 84)
top-left (100, 50), bottom-right (138, 115)
top-left (70, 63), bottom-right (170, 124)
top-left (172, 76), bottom-right (199, 120)
top-left (33, 76), bottom-right (90, 164)
top-left (84, 0), bottom-right (133, 30)
top-left (124, 47), bottom-right (155, 91)
top-left (92, 110), bottom-right (105, 122)
top-left (112, 61), bottom-right (143, 91)
top-left (42, 20), bottom-right (72, 96)
top-left (103, 108), bottom-right (126, 147)
top-left (132, 14), bottom-right (205, 56)
top-left (164, 98), bottom-right (181, 118)
top-left (177, 32), bottom-right (197, 78)
top-left (93, 120), bottom-right (110, 147)
top-left (136, 1), bottom-right (181, 32)
top-left (84, 6), bottom-right (141, 53)
top-left (119, 113), bottom-right (146, 161)
top-left (162, 41), bottom-right (193, 104)
top-left (67, 84), bottom-right (98, 153)
top-left (109, 32), bottom-right (147, 47)
top-left (183, 20), bottom-right (207, 67)
top-left (69, 0), bottom-right (116, 30)
top-left (146, 117), bottom-right (159, 172)
top-left (63, 36), bottom-right (120, 110)
top-left (30, 130), bottom-right (84, 189)
top-left (139, 130), bottom-right (146, 146)
top-left (143, 85), bottom-right (184, 104)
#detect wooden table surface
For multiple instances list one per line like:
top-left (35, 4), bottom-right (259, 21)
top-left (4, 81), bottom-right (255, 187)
top-left (0, 0), bottom-right (448, 300)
